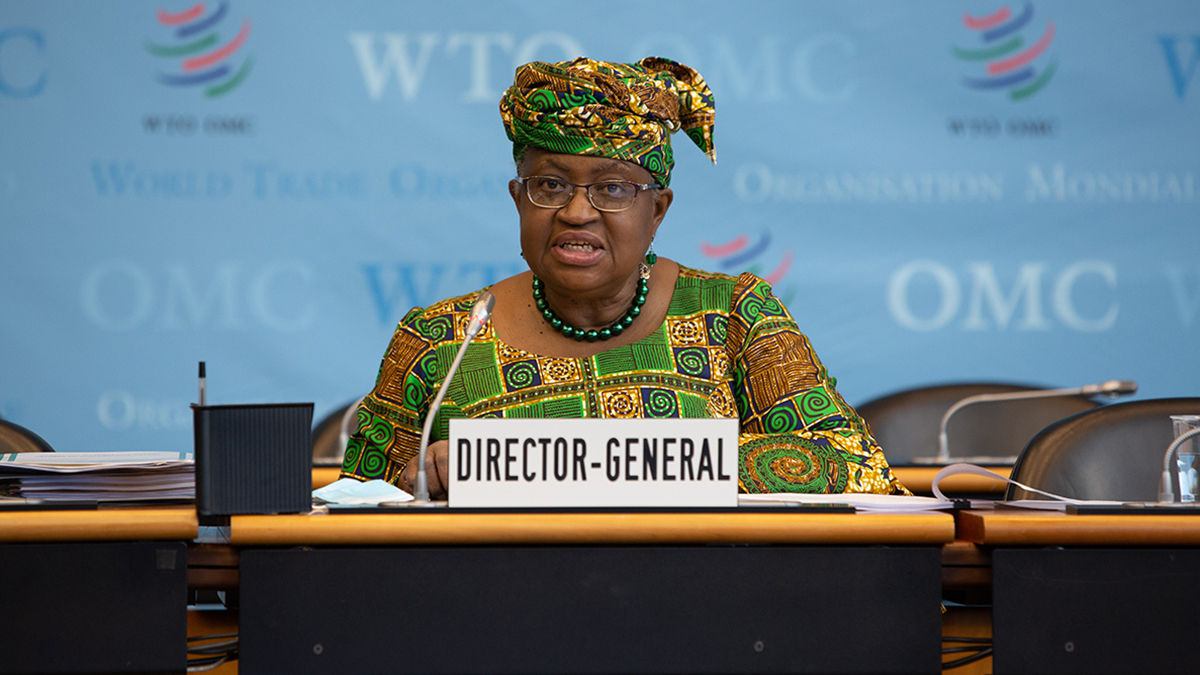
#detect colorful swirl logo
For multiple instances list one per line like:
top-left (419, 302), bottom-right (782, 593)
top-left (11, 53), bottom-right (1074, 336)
top-left (145, 2), bottom-right (252, 98)
top-left (953, 2), bottom-right (1057, 101)
top-left (700, 232), bottom-right (795, 303)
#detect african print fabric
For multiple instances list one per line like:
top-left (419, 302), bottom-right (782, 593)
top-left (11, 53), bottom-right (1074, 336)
top-left (341, 267), bottom-right (908, 495)
top-left (499, 57), bottom-right (716, 187)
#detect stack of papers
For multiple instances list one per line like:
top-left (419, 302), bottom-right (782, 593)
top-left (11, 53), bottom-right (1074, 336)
top-left (0, 451), bottom-right (194, 503)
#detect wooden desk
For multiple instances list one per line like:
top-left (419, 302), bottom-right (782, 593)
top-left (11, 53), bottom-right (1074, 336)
top-left (0, 504), bottom-right (966, 674)
top-left (233, 509), bottom-right (954, 675)
top-left (0, 505), bottom-right (198, 542)
top-left (959, 508), bottom-right (1200, 545)
top-left (233, 509), bottom-right (955, 545)
top-left (958, 509), bottom-right (1200, 674)
top-left (0, 506), bottom-right (195, 674)
top-left (317, 465), bottom-right (1014, 497)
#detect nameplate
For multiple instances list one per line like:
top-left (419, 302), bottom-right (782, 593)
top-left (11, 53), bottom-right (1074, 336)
top-left (448, 418), bottom-right (738, 508)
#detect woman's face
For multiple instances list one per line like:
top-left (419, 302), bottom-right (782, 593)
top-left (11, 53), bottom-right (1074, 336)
top-left (510, 149), bottom-right (673, 298)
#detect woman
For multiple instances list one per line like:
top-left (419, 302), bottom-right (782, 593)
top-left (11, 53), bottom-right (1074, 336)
top-left (340, 56), bottom-right (907, 498)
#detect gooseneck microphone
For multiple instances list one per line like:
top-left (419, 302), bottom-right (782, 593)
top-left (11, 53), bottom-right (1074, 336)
top-left (413, 290), bottom-right (496, 503)
top-left (933, 380), bottom-right (1138, 463)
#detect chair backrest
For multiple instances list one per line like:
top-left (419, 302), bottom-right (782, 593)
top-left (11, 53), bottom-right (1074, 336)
top-left (311, 398), bottom-right (363, 466)
top-left (856, 382), bottom-right (1103, 465)
top-left (0, 419), bottom-right (55, 453)
top-left (1006, 397), bottom-right (1200, 501)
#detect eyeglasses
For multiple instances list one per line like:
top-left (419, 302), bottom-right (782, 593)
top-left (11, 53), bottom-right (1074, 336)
top-left (516, 176), bottom-right (660, 213)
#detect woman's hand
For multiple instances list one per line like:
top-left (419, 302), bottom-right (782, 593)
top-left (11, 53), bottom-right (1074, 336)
top-left (397, 440), bottom-right (450, 499)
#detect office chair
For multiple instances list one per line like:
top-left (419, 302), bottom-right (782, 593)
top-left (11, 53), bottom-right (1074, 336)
top-left (1006, 397), bottom-right (1200, 501)
top-left (856, 382), bottom-right (1103, 465)
top-left (311, 397), bottom-right (365, 466)
top-left (0, 418), bottom-right (55, 453)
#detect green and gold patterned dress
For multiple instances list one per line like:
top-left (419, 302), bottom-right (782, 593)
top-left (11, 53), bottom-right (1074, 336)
top-left (341, 266), bottom-right (907, 495)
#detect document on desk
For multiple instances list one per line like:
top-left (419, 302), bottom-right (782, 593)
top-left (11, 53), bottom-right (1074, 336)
top-left (739, 493), bottom-right (953, 512)
top-left (0, 451), bottom-right (194, 502)
top-left (0, 451), bottom-right (193, 471)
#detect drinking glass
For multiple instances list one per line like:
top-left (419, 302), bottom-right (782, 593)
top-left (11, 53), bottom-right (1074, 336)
top-left (1171, 415), bottom-right (1200, 503)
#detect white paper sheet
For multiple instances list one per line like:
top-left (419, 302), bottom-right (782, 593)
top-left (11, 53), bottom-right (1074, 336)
top-left (0, 451), bottom-right (193, 472)
top-left (738, 492), bottom-right (953, 512)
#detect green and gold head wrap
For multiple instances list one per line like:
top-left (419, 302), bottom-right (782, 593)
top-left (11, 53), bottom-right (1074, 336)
top-left (499, 56), bottom-right (716, 188)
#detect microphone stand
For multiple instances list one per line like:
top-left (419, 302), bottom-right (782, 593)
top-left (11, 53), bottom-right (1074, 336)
top-left (926, 380), bottom-right (1137, 464)
top-left (412, 291), bottom-right (495, 504)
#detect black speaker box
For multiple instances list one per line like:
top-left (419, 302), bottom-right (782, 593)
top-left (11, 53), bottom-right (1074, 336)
top-left (240, 545), bottom-right (943, 674)
top-left (193, 402), bottom-right (313, 524)
top-left (993, 547), bottom-right (1200, 673)
top-left (0, 541), bottom-right (187, 674)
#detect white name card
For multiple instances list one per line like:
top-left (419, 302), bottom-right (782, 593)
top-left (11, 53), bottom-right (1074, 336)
top-left (448, 418), bottom-right (738, 508)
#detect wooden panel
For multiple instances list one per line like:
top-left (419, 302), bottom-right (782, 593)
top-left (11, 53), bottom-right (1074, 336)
top-left (941, 540), bottom-right (991, 590)
top-left (188, 542), bottom-right (239, 590)
top-left (958, 510), bottom-right (1200, 545)
top-left (0, 506), bottom-right (198, 542)
top-left (231, 511), bottom-right (955, 545)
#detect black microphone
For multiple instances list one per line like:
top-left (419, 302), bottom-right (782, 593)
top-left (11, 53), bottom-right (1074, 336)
top-left (1077, 380), bottom-right (1138, 397)
top-left (930, 380), bottom-right (1138, 463)
top-left (413, 290), bottom-right (496, 503)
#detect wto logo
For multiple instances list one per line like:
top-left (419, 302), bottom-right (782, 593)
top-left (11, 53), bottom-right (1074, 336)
top-left (700, 233), bottom-right (795, 304)
top-left (146, 2), bottom-right (253, 98)
top-left (952, 3), bottom-right (1057, 101)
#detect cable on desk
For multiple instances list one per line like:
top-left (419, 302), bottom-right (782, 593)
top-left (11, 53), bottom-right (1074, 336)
top-left (941, 636), bottom-right (992, 670)
top-left (188, 653), bottom-right (233, 672)
top-left (187, 632), bottom-right (238, 671)
top-left (188, 638), bottom-right (238, 654)
top-left (188, 632), bottom-right (237, 642)
top-left (943, 646), bottom-right (986, 655)
top-left (941, 647), bottom-right (993, 670)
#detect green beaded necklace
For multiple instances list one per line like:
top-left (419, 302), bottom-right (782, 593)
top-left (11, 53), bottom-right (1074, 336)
top-left (532, 272), bottom-right (648, 342)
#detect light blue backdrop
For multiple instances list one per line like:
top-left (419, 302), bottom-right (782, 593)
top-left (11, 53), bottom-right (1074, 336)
top-left (1, 1), bottom-right (1197, 451)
